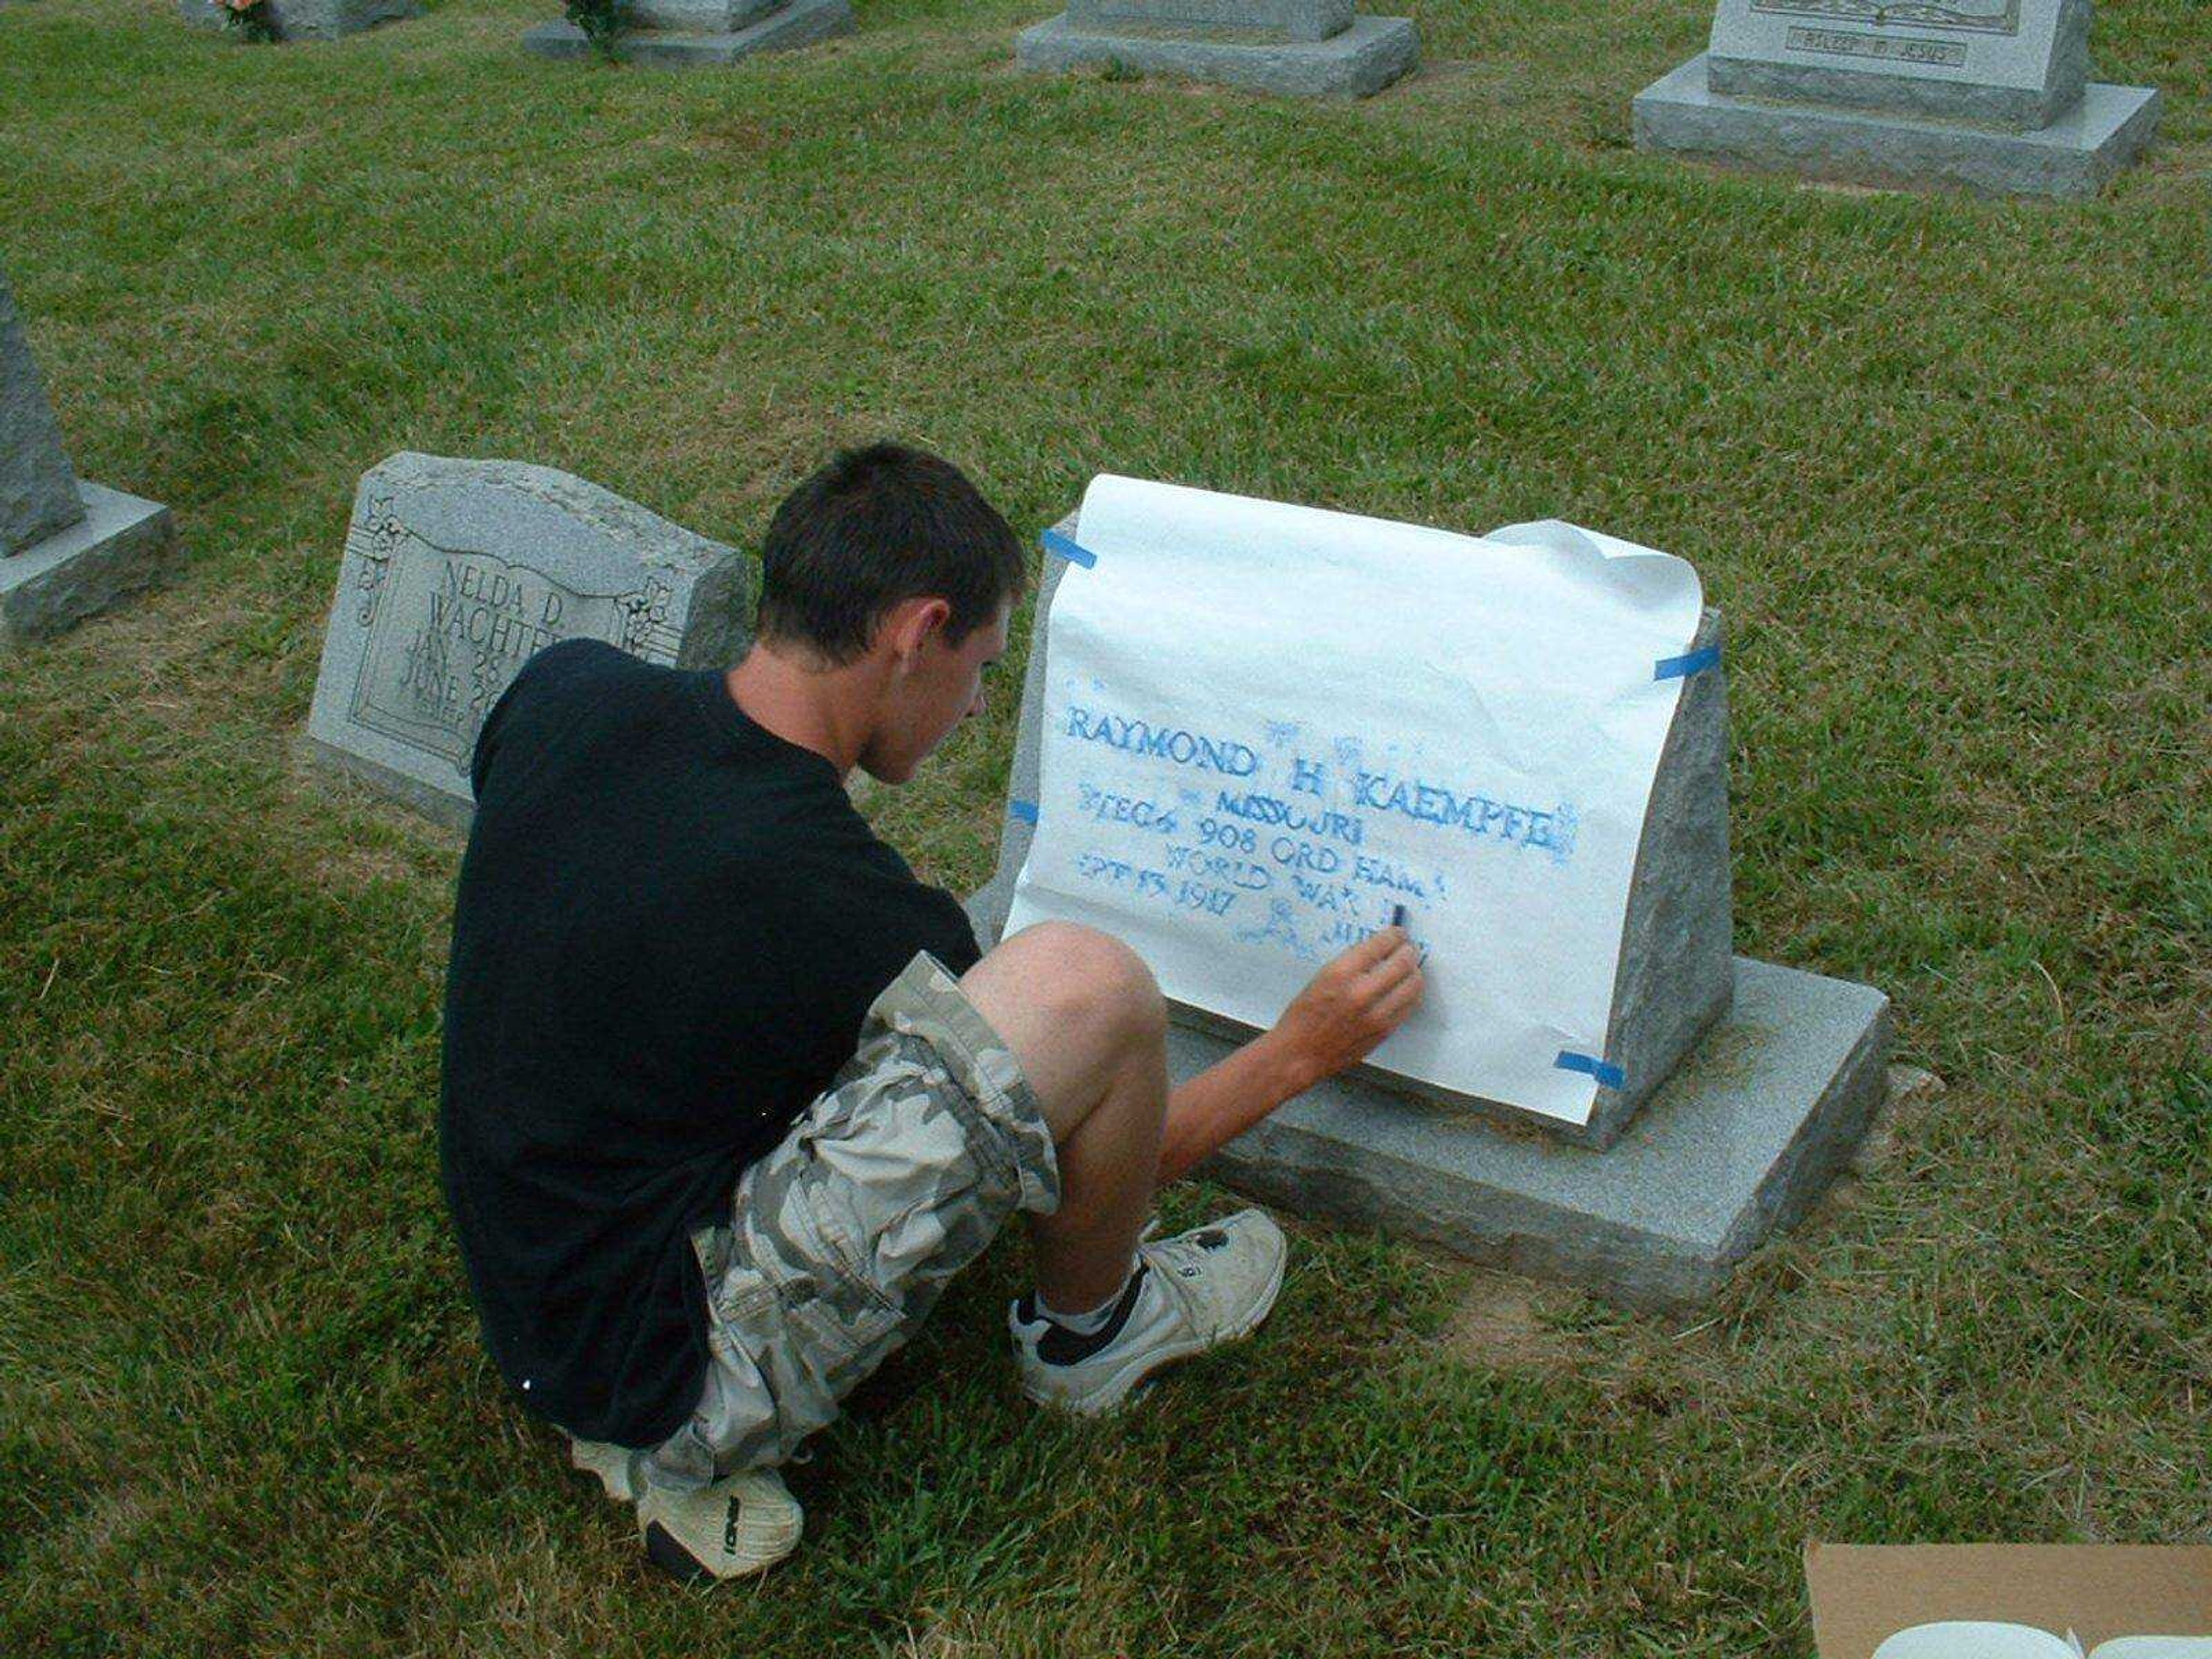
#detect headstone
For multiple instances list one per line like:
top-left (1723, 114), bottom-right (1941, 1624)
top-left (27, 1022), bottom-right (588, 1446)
top-left (1634, 0), bottom-right (2159, 197)
top-left (522, 0), bottom-right (854, 68)
top-left (1016, 0), bottom-right (1418, 99)
top-left (971, 505), bottom-right (1891, 1310)
top-left (303, 452), bottom-right (756, 827)
top-left (1, 267), bottom-right (177, 652)
top-left (179, 0), bottom-right (419, 40)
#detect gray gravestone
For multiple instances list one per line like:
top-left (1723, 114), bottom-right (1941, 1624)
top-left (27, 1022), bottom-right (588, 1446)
top-left (522, 0), bottom-right (853, 68)
top-left (969, 504), bottom-right (1890, 1308)
top-left (179, 0), bottom-right (419, 40)
top-left (1016, 0), bottom-right (1418, 99)
top-left (1635, 0), bottom-right (2158, 196)
top-left (304, 452), bottom-right (755, 827)
top-left (1, 267), bottom-right (177, 652)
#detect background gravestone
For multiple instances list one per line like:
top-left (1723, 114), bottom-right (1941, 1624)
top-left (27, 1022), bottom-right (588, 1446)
top-left (971, 505), bottom-right (1892, 1310)
top-left (179, 0), bottom-right (419, 40)
top-left (1, 266), bottom-right (178, 652)
top-left (523, 0), bottom-right (854, 68)
top-left (1016, 0), bottom-right (1418, 99)
top-left (304, 452), bottom-right (755, 827)
top-left (1634, 0), bottom-right (2159, 196)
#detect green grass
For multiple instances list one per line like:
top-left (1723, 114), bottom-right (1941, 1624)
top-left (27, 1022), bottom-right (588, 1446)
top-left (3, 0), bottom-right (2209, 1651)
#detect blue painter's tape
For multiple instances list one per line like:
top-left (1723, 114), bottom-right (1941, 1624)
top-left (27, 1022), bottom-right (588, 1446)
top-left (1653, 645), bottom-right (1722, 681)
top-left (1009, 799), bottom-right (1040, 824)
top-left (1041, 528), bottom-right (1097, 569)
top-left (1554, 1050), bottom-right (1626, 1090)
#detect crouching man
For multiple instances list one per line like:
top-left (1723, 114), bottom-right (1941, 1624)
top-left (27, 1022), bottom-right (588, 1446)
top-left (439, 443), bottom-right (1425, 1583)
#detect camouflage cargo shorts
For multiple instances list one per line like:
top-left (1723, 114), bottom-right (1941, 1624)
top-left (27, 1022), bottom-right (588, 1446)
top-left (643, 951), bottom-right (1060, 1490)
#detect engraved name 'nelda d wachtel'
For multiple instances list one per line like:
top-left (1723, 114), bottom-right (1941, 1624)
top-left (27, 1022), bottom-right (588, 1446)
top-left (305, 453), bottom-right (752, 825)
top-left (344, 498), bottom-right (680, 768)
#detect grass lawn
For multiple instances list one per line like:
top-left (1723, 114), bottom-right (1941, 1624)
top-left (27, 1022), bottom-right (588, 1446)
top-left (3, 0), bottom-right (2209, 1650)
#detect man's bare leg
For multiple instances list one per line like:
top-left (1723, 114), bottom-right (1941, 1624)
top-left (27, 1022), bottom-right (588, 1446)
top-left (960, 921), bottom-right (1168, 1312)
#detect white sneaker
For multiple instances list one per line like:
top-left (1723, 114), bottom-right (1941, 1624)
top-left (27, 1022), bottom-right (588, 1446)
top-left (1009, 1209), bottom-right (1287, 1416)
top-left (569, 1437), bottom-right (802, 1583)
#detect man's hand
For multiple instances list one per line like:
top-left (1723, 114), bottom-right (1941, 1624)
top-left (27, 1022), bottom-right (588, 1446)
top-left (1265, 927), bottom-right (1426, 1093)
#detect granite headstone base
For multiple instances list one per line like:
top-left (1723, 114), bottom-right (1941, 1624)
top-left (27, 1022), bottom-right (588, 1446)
top-left (1014, 13), bottom-right (1418, 99)
top-left (1196, 956), bottom-right (1891, 1310)
top-left (1634, 54), bottom-right (2161, 198)
top-left (0, 483), bottom-right (179, 653)
top-left (180, 0), bottom-right (419, 40)
top-left (523, 0), bottom-right (854, 67)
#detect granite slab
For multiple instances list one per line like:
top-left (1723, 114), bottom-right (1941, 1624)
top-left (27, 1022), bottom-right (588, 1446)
top-left (1634, 54), bottom-right (2161, 198)
top-left (1014, 12), bottom-right (1418, 98)
top-left (1, 266), bottom-right (84, 559)
top-left (0, 482), bottom-right (179, 653)
top-left (1063, 0), bottom-right (1353, 44)
top-left (180, 0), bottom-right (420, 40)
top-left (1706, 0), bottom-right (2090, 131)
top-left (302, 452), bottom-right (753, 828)
top-left (523, 0), bottom-right (854, 66)
top-left (1195, 955), bottom-right (1891, 1310)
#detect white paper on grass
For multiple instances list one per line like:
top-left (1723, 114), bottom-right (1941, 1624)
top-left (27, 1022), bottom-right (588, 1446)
top-left (1873, 1625), bottom-right (2212, 1659)
top-left (1003, 475), bottom-right (1705, 1127)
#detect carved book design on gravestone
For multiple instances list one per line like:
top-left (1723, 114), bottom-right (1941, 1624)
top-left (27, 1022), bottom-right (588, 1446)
top-left (971, 477), bottom-right (1893, 1310)
top-left (1015, 0), bottom-right (1418, 99)
top-left (1, 263), bottom-right (176, 651)
top-left (1634, 0), bottom-right (2157, 197)
top-left (304, 453), bottom-right (755, 826)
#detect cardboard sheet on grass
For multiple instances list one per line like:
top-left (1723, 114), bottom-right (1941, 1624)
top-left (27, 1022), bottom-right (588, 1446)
top-left (1004, 475), bottom-right (1706, 1128)
top-left (1805, 1544), bottom-right (2212, 1659)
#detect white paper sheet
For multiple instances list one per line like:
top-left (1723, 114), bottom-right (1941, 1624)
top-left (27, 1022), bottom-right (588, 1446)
top-left (1003, 475), bottom-right (1705, 1126)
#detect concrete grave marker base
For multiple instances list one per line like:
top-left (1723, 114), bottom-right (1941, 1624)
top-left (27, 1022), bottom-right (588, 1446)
top-left (180, 0), bottom-right (420, 40)
top-left (1192, 956), bottom-right (1891, 1310)
top-left (522, 0), bottom-right (853, 67)
top-left (0, 483), bottom-right (178, 653)
top-left (1015, 12), bottom-right (1418, 99)
top-left (1635, 53), bottom-right (2160, 198)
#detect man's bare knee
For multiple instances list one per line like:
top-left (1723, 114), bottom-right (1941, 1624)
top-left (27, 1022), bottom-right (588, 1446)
top-left (976, 921), bottom-right (1164, 1047)
top-left (961, 923), bottom-right (1166, 1132)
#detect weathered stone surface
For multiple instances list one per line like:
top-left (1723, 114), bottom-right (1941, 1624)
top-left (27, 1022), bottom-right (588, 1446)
top-left (1707, 0), bottom-right (2090, 131)
top-left (1014, 10), bottom-right (1418, 98)
top-left (0, 483), bottom-right (179, 653)
top-left (1634, 54), bottom-right (2160, 198)
top-left (1, 267), bottom-right (84, 559)
top-left (970, 506), bottom-right (1734, 1151)
top-left (628, 0), bottom-right (786, 28)
top-left (179, 0), bottom-right (419, 40)
top-left (522, 0), bottom-right (853, 66)
top-left (1194, 957), bottom-right (1892, 1312)
top-left (303, 453), bottom-right (755, 828)
top-left (1065, 0), bottom-right (1352, 44)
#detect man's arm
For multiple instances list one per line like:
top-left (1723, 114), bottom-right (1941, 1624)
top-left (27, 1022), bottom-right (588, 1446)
top-left (1155, 927), bottom-right (1425, 1184)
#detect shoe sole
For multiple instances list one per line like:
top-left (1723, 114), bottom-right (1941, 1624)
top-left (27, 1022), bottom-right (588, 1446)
top-left (1021, 1238), bottom-right (1287, 1418)
top-left (641, 1508), bottom-right (803, 1584)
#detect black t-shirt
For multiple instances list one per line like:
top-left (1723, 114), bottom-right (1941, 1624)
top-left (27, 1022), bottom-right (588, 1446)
top-left (440, 639), bottom-right (981, 1447)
